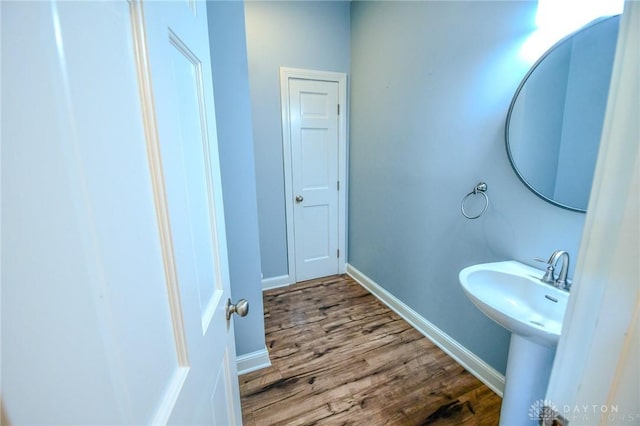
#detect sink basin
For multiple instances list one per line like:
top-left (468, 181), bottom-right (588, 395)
top-left (459, 260), bottom-right (568, 347)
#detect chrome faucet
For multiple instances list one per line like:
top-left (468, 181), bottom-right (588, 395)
top-left (536, 250), bottom-right (571, 290)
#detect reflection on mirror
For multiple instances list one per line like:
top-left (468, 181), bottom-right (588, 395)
top-left (506, 15), bottom-right (620, 212)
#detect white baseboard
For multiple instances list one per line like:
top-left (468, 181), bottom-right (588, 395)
top-left (262, 274), bottom-right (292, 291)
top-left (346, 264), bottom-right (505, 397)
top-left (236, 347), bottom-right (271, 375)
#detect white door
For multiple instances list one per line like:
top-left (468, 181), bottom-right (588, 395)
top-left (289, 79), bottom-right (340, 282)
top-left (1, 1), bottom-right (241, 424)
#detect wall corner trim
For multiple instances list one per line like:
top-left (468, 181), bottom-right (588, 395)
top-left (236, 347), bottom-right (271, 376)
top-left (346, 264), bottom-right (505, 397)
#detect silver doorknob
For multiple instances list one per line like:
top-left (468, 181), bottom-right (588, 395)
top-left (295, 195), bottom-right (304, 203)
top-left (226, 298), bottom-right (249, 320)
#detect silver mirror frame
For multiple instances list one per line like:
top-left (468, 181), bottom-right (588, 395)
top-left (505, 15), bottom-right (620, 213)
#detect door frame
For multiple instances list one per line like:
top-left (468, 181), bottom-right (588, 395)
top-left (280, 67), bottom-right (348, 285)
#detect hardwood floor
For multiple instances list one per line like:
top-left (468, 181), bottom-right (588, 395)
top-left (239, 275), bottom-right (501, 425)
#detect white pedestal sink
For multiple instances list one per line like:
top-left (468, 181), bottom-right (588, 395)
top-left (459, 261), bottom-right (569, 425)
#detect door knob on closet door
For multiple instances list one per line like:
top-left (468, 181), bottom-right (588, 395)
top-left (226, 298), bottom-right (249, 320)
top-left (295, 195), bottom-right (304, 203)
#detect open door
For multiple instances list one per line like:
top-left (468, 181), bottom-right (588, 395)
top-left (1, 1), bottom-right (242, 424)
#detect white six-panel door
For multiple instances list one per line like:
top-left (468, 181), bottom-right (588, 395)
top-left (289, 79), bottom-right (340, 282)
top-left (142, 1), bottom-right (241, 424)
top-left (1, 1), bottom-right (241, 424)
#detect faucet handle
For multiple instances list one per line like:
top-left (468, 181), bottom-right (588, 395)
top-left (563, 279), bottom-right (573, 291)
top-left (534, 257), bottom-right (556, 283)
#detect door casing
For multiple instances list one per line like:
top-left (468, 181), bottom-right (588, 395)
top-left (279, 67), bottom-right (348, 288)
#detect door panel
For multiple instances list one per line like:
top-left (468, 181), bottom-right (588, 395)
top-left (166, 31), bottom-right (222, 332)
top-left (301, 128), bottom-right (331, 188)
top-left (211, 351), bottom-right (236, 425)
top-left (289, 79), bottom-right (339, 282)
top-left (302, 205), bottom-right (331, 260)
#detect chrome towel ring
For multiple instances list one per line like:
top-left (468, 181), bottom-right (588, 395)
top-left (461, 182), bottom-right (489, 219)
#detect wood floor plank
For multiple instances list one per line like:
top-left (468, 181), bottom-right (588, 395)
top-left (240, 275), bottom-right (501, 425)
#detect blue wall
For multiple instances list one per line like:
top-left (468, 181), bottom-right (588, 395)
top-left (207, 1), bottom-right (265, 356)
top-left (238, 0), bottom-right (590, 374)
top-left (244, 1), bottom-right (351, 280)
top-left (348, 1), bottom-right (587, 374)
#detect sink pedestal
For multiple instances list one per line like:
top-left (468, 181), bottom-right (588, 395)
top-left (500, 334), bottom-right (556, 426)
top-left (458, 261), bottom-right (568, 425)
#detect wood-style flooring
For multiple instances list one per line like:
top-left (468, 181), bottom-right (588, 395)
top-left (239, 275), bottom-right (501, 425)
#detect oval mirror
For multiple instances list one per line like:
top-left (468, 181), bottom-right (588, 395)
top-left (505, 15), bottom-right (620, 212)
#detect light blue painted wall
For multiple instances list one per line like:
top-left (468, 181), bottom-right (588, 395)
top-left (349, 1), bottom-right (587, 374)
top-left (207, 1), bottom-right (265, 356)
top-left (244, 1), bottom-right (351, 279)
